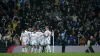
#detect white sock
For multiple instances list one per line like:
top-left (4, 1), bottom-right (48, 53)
top-left (39, 46), bottom-right (42, 53)
top-left (28, 46), bottom-right (31, 53)
top-left (46, 45), bottom-right (48, 53)
top-left (22, 47), bottom-right (24, 52)
top-left (34, 48), bottom-right (37, 53)
top-left (31, 47), bottom-right (33, 53)
top-left (25, 47), bottom-right (27, 53)
top-left (47, 45), bottom-right (51, 52)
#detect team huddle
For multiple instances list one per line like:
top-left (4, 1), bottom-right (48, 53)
top-left (20, 26), bottom-right (51, 53)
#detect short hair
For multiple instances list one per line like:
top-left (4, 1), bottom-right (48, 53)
top-left (45, 26), bottom-right (49, 29)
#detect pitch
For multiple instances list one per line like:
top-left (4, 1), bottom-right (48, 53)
top-left (0, 53), bottom-right (100, 56)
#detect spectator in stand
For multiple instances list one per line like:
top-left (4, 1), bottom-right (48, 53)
top-left (67, 34), bottom-right (78, 45)
top-left (0, 0), bottom-right (100, 47)
top-left (79, 35), bottom-right (86, 46)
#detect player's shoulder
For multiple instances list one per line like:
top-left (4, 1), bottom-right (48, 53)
top-left (36, 31), bottom-right (42, 34)
top-left (46, 30), bottom-right (51, 32)
top-left (21, 32), bottom-right (24, 34)
top-left (25, 30), bottom-right (28, 32)
top-left (36, 32), bottom-right (39, 34)
top-left (31, 32), bottom-right (34, 34)
top-left (21, 32), bottom-right (24, 36)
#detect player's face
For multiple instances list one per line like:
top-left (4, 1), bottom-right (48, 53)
top-left (37, 30), bottom-right (41, 32)
top-left (34, 30), bottom-right (36, 33)
top-left (45, 26), bottom-right (48, 30)
top-left (28, 28), bottom-right (32, 31)
top-left (32, 27), bottom-right (35, 31)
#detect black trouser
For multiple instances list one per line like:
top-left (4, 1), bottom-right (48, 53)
top-left (62, 40), bottom-right (65, 53)
top-left (85, 45), bottom-right (95, 53)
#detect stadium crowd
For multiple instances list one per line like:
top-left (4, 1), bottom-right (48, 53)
top-left (0, 0), bottom-right (100, 47)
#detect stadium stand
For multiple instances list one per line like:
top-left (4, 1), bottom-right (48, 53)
top-left (0, 0), bottom-right (100, 53)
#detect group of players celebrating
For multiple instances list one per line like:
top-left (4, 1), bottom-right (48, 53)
top-left (20, 26), bottom-right (51, 53)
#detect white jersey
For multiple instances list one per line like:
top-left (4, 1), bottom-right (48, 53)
top-left (30, 32), bottom-right (37, 41)
top-left (27, 31), bottom-right (32, 40)
top-left (44, 30), bottom-right (51, 39)
top-left (30, 32), bottom-right (38, 45)
top-left (36, 32), bottom-right (43, 40)
top-left (20, 32), bottom-right (26, 41)
top-left (24, 30), bottom-right (30, 42)
top-left (36, 32), bottom-right (44, 45)
top-left (44, 30), bottom-right (51, 45)
top-left (25, 30), bottom-right (31, 37)
top-left (20, 31), bottom-right (29, 45)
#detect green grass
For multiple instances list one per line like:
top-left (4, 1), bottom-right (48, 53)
top-left (0, 53), bottom-right (100, 56)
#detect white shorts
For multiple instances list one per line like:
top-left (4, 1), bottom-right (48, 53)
top-left (44, 38), bottom-right (50, 45)
top-left (40, 38), bottom-right (50, 45)
top-left (22, 40), bottom-right (28, 45)
top-left (40, 38), bottom-right (45, 45)
top-left (30, 40), bottom-right (37, 45)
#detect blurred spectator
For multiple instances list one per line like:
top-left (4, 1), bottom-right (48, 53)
top-left (79, 36), bottom-right (86, 46)
top-left (67, 34), bottom-right (78, 45)
top-left (72, 14), bottom-right (78, 22)
top-left (12, 19), bottom-right (19, 32)
top-left (94, 41), bottom-right (99, 46)
top-left (0, 33), bottom-right (2, 41)
top-left (90, 36), bottom-right (96, 45)
top-left (55, 33), bottom-right (61, 45)
top-left (87, 39), bottom-right (91, 46)
top-left (0, 0), bottom-right (100, 47)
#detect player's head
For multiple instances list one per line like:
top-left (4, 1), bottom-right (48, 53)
top-left (36, 27), bottom-right (42, 32)
top-left (45, 26), bottom-right (49, 30)
top-left (34, 29), bottom-right (37, 33)
top-left (28, 27), bottom-right (32, 32)
top-left (22, 28), bottom-right (26, 33)
top-left (32, 26), bottom-right (36, 31)
top-left (32, 26), bottom-right (37, 33)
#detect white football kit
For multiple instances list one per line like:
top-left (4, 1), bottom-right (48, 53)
top-left (27, 31), bottom-right (32, 44)
top-left (30, 32), bottom-right (38, 45)
top-left (44, 30), bottom-right (51, 52)
top-left (36, 32), bottom-right (44, 45)
top-left (20, 31), bottom-right (29, 45)
top-left (44, 30), bottom-right (51, 45)
top-left (24, 30), bottom-right (30, 44)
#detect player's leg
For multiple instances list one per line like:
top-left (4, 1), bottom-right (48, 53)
top-left (34, 45), bottom-right (37, 53)
top-left (46, 44), bottom-right (51, 52)
top-left (22, 42), bottom-right (27, 53)
top-left (22, 45), bottom-right (25, 53)
top-left (26, 39), bottom-right (31, 53)
top-left (22, 40), bottom-right (27, 53)
top-left (34, 42), bottom-right (38, 53)
top-left (31, 45), bottom-right (34, 53)
top-left (27, 39), bottom-right (31, 53)
top-left (24, 39), bottom-right (30, 53)
top-left (21, 41), bottom-right (24, 52)
top-left (44, 38), bottom-right (47, 52)
top-left (46, 39), bottom-right (51, 53)
top-left (31, 45), bottom-right (36, 53)
top-left (36, 39), bottom-right (39, 53)
top-left (27, 38), bottom-right (30, 53)
top-left (39, 44), bottom-right (43, 53)
top-left (38, 44), bottom-right (40, 53)
top-left (37, 39), bottom-right (42, 53)
top-left (31, 41), bottom-right (38, 53)
top-left (40, 38), bottom-right (46, 53)
top-left (24, 42), bottom-right (28, 53)
top-left (30, 41), bottom-right (34, 53)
